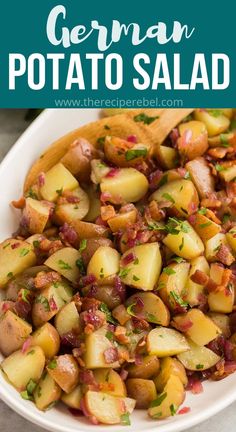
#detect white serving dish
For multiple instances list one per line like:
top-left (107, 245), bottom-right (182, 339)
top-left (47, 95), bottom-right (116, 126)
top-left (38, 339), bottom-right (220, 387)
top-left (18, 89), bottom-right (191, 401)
top-left (0, 108), bottom-right (235, 432)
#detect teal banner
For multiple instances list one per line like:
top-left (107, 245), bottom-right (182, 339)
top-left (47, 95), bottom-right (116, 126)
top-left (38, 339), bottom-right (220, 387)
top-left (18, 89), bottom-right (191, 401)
top-left (0, 0), bottom-right (235, 107)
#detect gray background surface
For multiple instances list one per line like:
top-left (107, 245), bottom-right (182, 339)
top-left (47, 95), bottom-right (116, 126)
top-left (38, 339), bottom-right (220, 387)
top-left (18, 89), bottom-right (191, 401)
top-left (0, 109), bottom-right (234, 432)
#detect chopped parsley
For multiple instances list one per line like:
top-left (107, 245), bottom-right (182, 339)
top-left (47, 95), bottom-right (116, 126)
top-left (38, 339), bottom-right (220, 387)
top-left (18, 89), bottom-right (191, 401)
top-left (118, 268), bottom-right (130, 278)
top-left (184, 171), bottom-right (191, 179)
top-left (79, 239), bottom-right (87, 253)
top-left (47, 359), bottom-right (57, 370)
top-left (97, 136), bottom-right (106, 147)
top-left (133, 275), bottom-right (140, 281)
top-left (222, 213), bottom-right (230, 223)
top-left (165, 217), bottom-right (190, 235)
top-left (105, 331), bottom-right (114, 341)
top-left (179, 237), bottom-right (185, 251)
top-left (125, 147), bottom-right (147, 161)
top-left (198, 207), bottom-right (207, 215)
top-left (33, 240), bottom-right (40, 248)
top-left (26, 379), bottom-right (37, 395)
top-left (99, 303), bottom-right (117, 324)
top-left (21, 289), bottom-right (30, 304)
top-left (7, 272), bottom-right (13, 278)
top-left (26, 188), bottom-right (38, 199)
top-left (163, 267), bottom-right (176, 276)
top-left (134, 258), bottom-right (139, 265)
top-left (215, 163), bottom-right (226, 172)
top-left (100, 267), bottom-right (104, 279)
top-left (220, 134), bottom-right (230, 148)
top-left (170, 291), bottom-right (188, 308)
top-left (35, 295), bottom-right (50, 312)
top-left (199, 221), bottom-right (212, 229)
top-left (158, 173), bottom-right (168, 187)
top-left (170, 404), bottom-right (177, 416)
top-left (208, 109), bottom-right (222, 118)
top-left (162, 193), bottom-right (175, 204)
top-left (170, 256), bottom-right (184, 264)
top-left (126, 302), bottom-right (137, 317)
top-left (20, 390), bottom-right (33, 401)
top-left (3, 242), bottom-right (10, 249)
top-left (120, 412), bottom-right (131, 426)
top-left (19, 248), bottom-right (30, 257)
top-left (104, 124), bottom-right (110, 130)
top-left (58, 260), bottom-right (72, 270)
top-left (76, 258), bottom-right (86, 275)
top-left (146, 313), bottom-right (159, 324)
top-left (196, 364), bottom-right (204, 369)
top-left (56, 187), bottom-right (63, 196)
top-left (133, 113), bottom-right (159, 125)
top-left (150, 392), bottom-right (167, 408)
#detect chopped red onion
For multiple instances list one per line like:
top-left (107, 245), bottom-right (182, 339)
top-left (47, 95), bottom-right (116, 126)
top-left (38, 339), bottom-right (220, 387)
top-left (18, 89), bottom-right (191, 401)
top-left (105, 168), bottom-right (120, 178)
top-left (178, 407), bottom-right (191, 415)
top-left (103, 347), bottom-right (118, 364)
top-left (127, 135), bottom-right (137, 143)
top-left (38, 172), bottom-right (45, 187)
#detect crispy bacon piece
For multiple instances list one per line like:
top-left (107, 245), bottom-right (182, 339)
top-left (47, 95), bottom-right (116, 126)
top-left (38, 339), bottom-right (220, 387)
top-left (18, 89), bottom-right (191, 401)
top-left (11, 197), bottom-right (26, 209)
top-left (201, 198), bottom-right (222, 209)
top-left (100, 205), bottom-right (116, 221)
top-left (190, 270), bottom-right (218, 292)
top-left (34, 271), bottom-right (61, 289)
top-left (216, 244), bottom-right (235, 266)
top-left (205, 208), bottom-right (221, 224)
top-left (39, 238), bottom-right (63, 255)
top-left (103, 347), bottom-right (119, 364)
top-left (148, 200), bottom-right (166, 221)
top-left (114, 326), bottom-right (130, 345)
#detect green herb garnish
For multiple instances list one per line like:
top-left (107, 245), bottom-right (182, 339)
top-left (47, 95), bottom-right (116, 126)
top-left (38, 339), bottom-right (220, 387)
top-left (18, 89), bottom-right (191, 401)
top-left (120, 412), bottom-right (131, 426)
top-left (99, 303), bottom-right (117, 324)
top-left (125, 147), bottom-right (147, 161)
top-left (47, 359), bottom-right (57, 370)
top-left (134, 113), bottom-right (159, 125)
top-left (58, 260), bottom-right (72, 270)
top-left (79, 239), bottom-right (87, 253)
top-left (163, 267), bottom-right (176, 275)
top-left (162, 193), bottom-right (175, 204)
top-left (19, 248), bottom-right (30, 257)
top-left (150, 392), bottom-right (167, 408)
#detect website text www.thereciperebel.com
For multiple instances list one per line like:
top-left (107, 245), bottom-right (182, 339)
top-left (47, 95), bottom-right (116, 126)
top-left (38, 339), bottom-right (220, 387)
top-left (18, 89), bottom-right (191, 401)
top-left (54, 97), bottom-right (184, 108)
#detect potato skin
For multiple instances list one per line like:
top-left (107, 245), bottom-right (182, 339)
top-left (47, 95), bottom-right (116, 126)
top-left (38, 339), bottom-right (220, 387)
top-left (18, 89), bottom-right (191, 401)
top-left (31, 323), bottom-right (60, 359)
top-left (47, 354), bottom-right (80, 393)
top-left (34, 372), bottom-right (61, 411)
top-left (126, 378), bottom-right (157, 409)
top-left (154, 357), bottom-right (187, 392)
top-left (104, 136), bottom-right (149, 168)
top-left (0, 310), bottom-right (32, 356)
top-left (127, 355), bottom-right (160, 379)
top-left (177, 120), bottom-right (208, 160)
top-left (81, 237), bottom-right (113, 266)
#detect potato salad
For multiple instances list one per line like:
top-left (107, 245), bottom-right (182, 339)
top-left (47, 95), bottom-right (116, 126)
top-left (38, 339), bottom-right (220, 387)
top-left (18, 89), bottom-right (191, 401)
top-left (0, 108), bottom-right (236, 425)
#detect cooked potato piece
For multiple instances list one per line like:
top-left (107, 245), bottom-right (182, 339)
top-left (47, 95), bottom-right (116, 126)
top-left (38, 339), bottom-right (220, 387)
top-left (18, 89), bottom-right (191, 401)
top-left (54, 301), bottom-right (80, 336)
top-left (0, 311), bottom-right (32, 356)
top-left (87, 246), bottom-right (120, 280)
top-left (226, 228), bottom-right (236, 253)
top-left (60, 138), bottom-right (99, 183)
top-left (190, 213), bottom-right (221, 242)
top-left (156, 146), bottom-right (178, 169)
top-left (185, 157), bottom-right (215, 198)
top-left (71, 219), bottom-right (109, 240)
top-left (84, 285), bottom-right (122, 310)
top-left (61, 385), bottom-right (83, 409)
top-left (31, 323), bottom-right (60, 359)
top-left (84, 391), bottom-right (135, 425)
top-left (163, 222), bottom-right (204, 259)
top-left (104, 136), bottom-right (149, 167)
top-left (83, 185), bottom-right (101, 222)
top-left (45, 247), bottom-right (81, 283)
top-left (126, 292), bottom-right (170, 326)
top-left (194, 109), bottom-right (230, 136)
top-left (39, 163), bottom-right (78, 202)
top-left (0, 239), bottom-right (36, 288)
top-left (177, 339), bottom-right (221, 370)
top-left (32, 284), bottom-right (67, 327)
top-left (150, 179), bottom-right (199, 217)
top-left (205, 233), bottom-right (228, 262)
top-left (148, 374), bottom-right (185, 419)
top-left (208, 132), bottom-right (235, 147)
top-left (184, 256), bottom-right (210, 306)
top-left (172, 309), bottom-right (221, 346)
top-left (34, 372), bottom-right (61, 411)
top-left (208, 313), bottom-right (231, 338)
top-left (158, 262), bottom-right (190, 311)
top-left (126, 378), bottom-right (157, 409)
top-left (219, 164), bottom-right (236, 183)
top-left (1, 346), bottom-right (45, 391)
top-left (208, 286), bottom-right (234, 314)
top-left (84, 326), bottom-right (120, 369)
top-left (93, 369), bottom-right (127, 397)
top-left (127, 355), bottom-right (160, 379)
top-left (120, 243), bottom-right (162, 291)
top-left (54, 187), bottom-right (89, 224)
top-left (23, 198), bottom-right (51, 234)
top-left (80, 238), bottom-right (113, 266)
top-left (147, 327), bottom-right (189, 357)
top-left (108, 210), bottom-right (137, 233)
top-left (100, 168), bottom-right (149, 203)
top-left (154, 357), bottom-right (187, 392)
top-left (47, 354), bottom-right (79, 393)
top-left (91, 159), bottom-right (111, 184)
top-left (177, 121), bottom-right (208, 160)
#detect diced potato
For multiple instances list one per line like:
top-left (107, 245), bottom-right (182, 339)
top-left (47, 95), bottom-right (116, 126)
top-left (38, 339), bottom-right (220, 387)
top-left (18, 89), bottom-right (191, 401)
top-left (185, 157), bottom-right (215, 198)
top-left (0, 239), bottom-right (36, 288)
top-left (226, 228), bottom-right (236, 252)
top-left (126, 378), bottom-right (157, 409)
top-left (205, 233), bottom-right (227, 262)
top-left (84, 326), bottom-right (120, 369)
top-left (208, 286), bottom-right (234, 314)
top-left (156, 146), bottom-right (178, 169)
top-left (208, 132), bottom-right (235, 147)
top-left (108, 210), bottom-right (137, 233)
top-left (71, 220), bottom-right (109, 240)
top-left (100, 168), bottom-right (149, 203)
top-left (47, 354), bottom-right (79, 393)
top-left (147, 327), bottom-right (189, 357)
top-left (32, 284), bottom-right (67, 327)
top-left (184, 256), bottom-right (210, 306)
top-left (61, 385), bottom-right (83, 409)
top-left (221, 109), bottom-right (234, 119)
top-left (154, 357), bottom-right (187, 393)
top-left (1, 346), bottom-right (45, 391)
top-left (81, 238), bottom-right (113, 266)
top-left (210, 262), bottom-right (225, 284)
top-left (31, 323), bottom-right (60, 359)
top-left (83, 185), bottom-right (101, 222)
top-left (54, 187), bottom-right (89, 224)
top-left (54, 301), bottom-right (80, 336)
top-left (34, 372), bottom-right (61, 411)
top-left (208, 313), bottom-right (231, 338)
top-left (194, 109), bottom-right (230, 136)
top-left (45, 247), bottom-right (81, 283)
top-left (126, 292), bottom-right (170, 326)
top-left (84, 391), bottom-right (135, 425)
top-left (177, 121), bottom-right (208, 160)
top-left (87, 246), bottom-right (120, 280)
top-left (23, 198), bottom-right (51, 234)
top-left (150, 179), bottom-right (199, 217)
top-left (163, 222), bottom-right (204, 259)
top-left (93, 369), bottom-right (127, 397)
top-left (158, 262), bottom-right (190, 311)
top-left (148, 374), bottom-right (185, 419)
top-left (104, 136), bottom-right (149, 167)
top-left (39, 163), bottom-right (78, 202)
top-left (127, 355), bottom-right (160, 379)
top-left (172, 309), bottom-right (221, 346)
top-left (91, 159), bottom-right (111, 184)
top-left (177, 339), bottom-right (221, 370)
top-left (0, 311), bottom-right (32, 356)
top-left (190, 213), bottom-right (221, 242)
top-left (84, 285), bottom-right (122, 310)
top-left (218, 164), bottom-right (236, 183)
top-left (60, 138), bottom-right (98, 183)
top-left (119, 243), bottom-right (162, 291)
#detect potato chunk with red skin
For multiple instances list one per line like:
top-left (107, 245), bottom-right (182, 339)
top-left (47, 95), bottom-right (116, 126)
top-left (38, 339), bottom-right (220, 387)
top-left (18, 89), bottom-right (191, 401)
top-left (104, 136), bottom-right (150, 167)
top-left (177, 121), bottom-right (208, 160)
top-left (0, 310), bottom-right (32, 356)
top-left (47, 354), bottom-right (80, 393)
top-left (23, 198), bottom-right (51, 234)
top-left (126, 378), bottom-right (157, 408)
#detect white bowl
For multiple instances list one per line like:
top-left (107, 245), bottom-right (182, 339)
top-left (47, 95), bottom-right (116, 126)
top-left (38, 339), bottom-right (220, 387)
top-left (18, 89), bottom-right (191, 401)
top-left (0, 108), bottom-right (235, 432)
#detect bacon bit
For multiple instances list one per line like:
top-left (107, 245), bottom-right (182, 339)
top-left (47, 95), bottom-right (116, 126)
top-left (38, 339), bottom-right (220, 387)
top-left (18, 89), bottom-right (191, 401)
top-left (190, 270), bottom-right (218, 292)
top-left (186, 377), bottom-right (203, 394)
top-left (216, 244), bottom-right (234, 266)
top-left (81, 310), bottom-right (105, 331)
top-left (188, 214), bottom-right (196, 224)
top-left (11, 242), bottom-right (20, 249)
top-left (95, 215), bottom-right (108, 227)
top-left (178, 407), bottom-right (191, 415)
top-left (1, 301), bottom-right (12, 313)
top-left (38, 172), bottom-right (45, 187)
top-left (205, 208), bottom-right (221, 224)
top-left (72, 344), bottom-right (85, 358)
top-left (134, 354), bottom-right (143, 366)
top-left (148, 200), bottom-right (165, 221)
top-left (100, 205), bottom-right (116, 221)
top-left (103, 347), bottom-right (119, 364)
top-left (14, 300), bottom-right (31, 320)
top-left (114, 326), bottom-right (130, 344)
top-left (132, 317), bottom-right (149, 330)
top-left (81, 297), bottom-right (100, 312)
top-left (172, 318), bottom-right (193, 332)
top-left (84, 324), bottom-right (94, 335)
top-left (120, 369), bottom-right (128, 381)
top-left (211, 360), bottom-right (236, 381)
top-left (81, 274), bottom-right (97, 287)
top-left (79, 370), bottom-right (99, 388)
top-left (208, 147), bottom-right (230, 159)
top-left (201, 198), bottom-right (222, 209)
top-left (122, 252), bottom-right (136, 266)
top-left (226, 181), bottom-right (236, 199)
top-left (207, 335), bottom-right (234, 361)
top-left (105, 168), bottom-right (120, 178)
top-left (34, 271), bottom-right (61, 289)
top-left (59, 223), bottom-right (78, 245)
top-left (170, 128), bottom-right (180, 146)
top-left (148, 169), bottom-right (163, 190)
top-left (177, 167), bottom-right (188, 177)
top-left (49, 297), bottom-right (57, 311)
top-left (39, 238), bottom-right (63, 253)
top-left (114, 276), bottom-right (126, 302)
top-left (188, 201), bottom-right (198, 214)
top-left (127, 135), bottom-right (137, 143)
top-left (21, 337), bottom-right (32, 354)
top-left (11, 197), bottom-right (25, 209)
top-left (100, 191), bottom-right (112, 203)
top-left (61, 332), bottom-right (81, 348)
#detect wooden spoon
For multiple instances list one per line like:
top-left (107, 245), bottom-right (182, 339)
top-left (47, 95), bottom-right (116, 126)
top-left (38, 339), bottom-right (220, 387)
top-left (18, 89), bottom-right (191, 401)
top-left (24, 108), bottom-right (194, 192)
